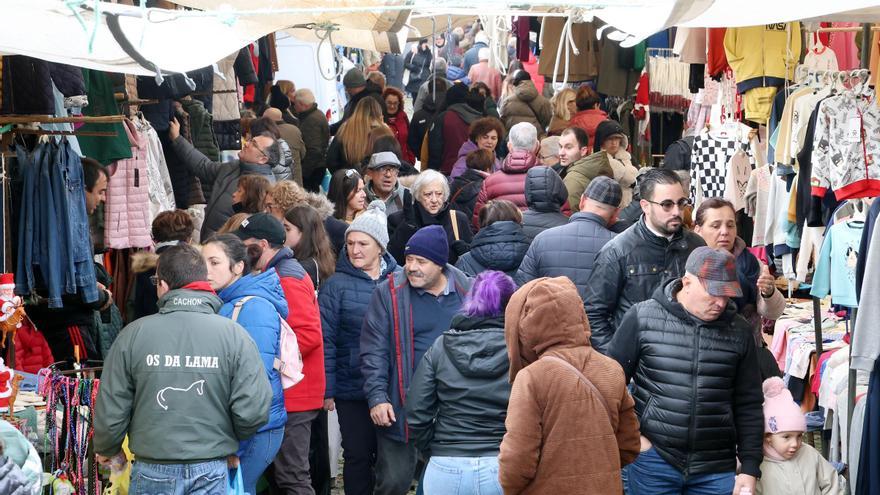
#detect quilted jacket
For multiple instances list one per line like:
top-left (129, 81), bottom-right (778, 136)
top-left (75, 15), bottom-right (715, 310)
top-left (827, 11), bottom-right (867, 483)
top-left (104, 119), bottom-right (152, 249)
top-left (48, 62), bottom-right (87, 106)
top-left (515, 212), bottom-right (616, 299)
top-left (455, 221), bottom-right (530, 277)
top-left (499, 80), bottom-right (553, 138)
top-left (213, 48), bottom-right (257, 121)
top-left (472, 150), bottom-right (540, 228)
top-left (13, 320), bottom-right (54, 374)
top-left (319, 250), bottom-right (400, 400)
top-left (1, 55), bottom-right (54, 115)
top-left (521, 166), bottom-right (569, 241)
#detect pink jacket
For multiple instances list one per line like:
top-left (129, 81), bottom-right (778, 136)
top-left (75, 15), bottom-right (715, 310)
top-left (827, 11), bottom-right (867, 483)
top-left (468, 62), bottom-right (503, 101)
top-left (104, 119), bottom-right (152, 249)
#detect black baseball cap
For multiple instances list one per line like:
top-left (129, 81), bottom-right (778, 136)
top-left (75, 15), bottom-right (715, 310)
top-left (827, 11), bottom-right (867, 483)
top-left (234, 212), bottom-right (286, 245)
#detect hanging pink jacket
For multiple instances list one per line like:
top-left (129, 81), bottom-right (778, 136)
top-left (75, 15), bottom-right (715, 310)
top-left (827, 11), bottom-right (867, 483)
top-left (104, 119), bottom-right (152, 249)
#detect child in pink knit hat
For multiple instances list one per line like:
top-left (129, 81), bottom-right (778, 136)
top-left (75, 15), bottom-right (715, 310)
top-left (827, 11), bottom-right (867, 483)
top-left (755, 377), bottom-right (843, 494)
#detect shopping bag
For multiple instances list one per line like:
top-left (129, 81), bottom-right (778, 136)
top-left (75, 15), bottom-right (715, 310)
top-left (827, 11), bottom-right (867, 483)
top-left (227, 467), bottom-right (247, 495)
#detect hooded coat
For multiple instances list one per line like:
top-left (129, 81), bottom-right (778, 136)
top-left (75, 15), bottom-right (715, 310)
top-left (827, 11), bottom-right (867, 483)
top-left (300, 191), bottom-right (348, 254)
top-left (568, 109), bottom-right (608, 149)
top-left (218, 270), bottom-right (289, 433)
top-left (499, 277), bottom-right (640, 494)
top-left (521, 166), bottom-right (569, 241)
top-left (449, 168), bottom-right (490, 223)
top-left (472, 150), bottom-right (539, 228)
top-left (499, 80), bottom-right (553, 138)
top-left (428, 102), bottom-right (485, 175)
top-left (455, 221), bottom-right (530, 277)
top-left (295, 104), bottom-right (330, 186)
top-left (319, 250), bottom-right (401, 401)
top-left (406, 314), bottom-right (511, 457)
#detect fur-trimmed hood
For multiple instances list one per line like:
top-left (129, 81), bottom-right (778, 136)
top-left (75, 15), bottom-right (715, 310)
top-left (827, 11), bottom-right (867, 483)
top-left (303, 191), bottom-right (335, 220)
top-left (131, 251), bottom-right (159, 274)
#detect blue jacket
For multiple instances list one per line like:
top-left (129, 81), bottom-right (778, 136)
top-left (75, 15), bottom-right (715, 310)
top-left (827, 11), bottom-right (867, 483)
top-left (360, 265), bottom-right (473, 442)
top-left (446, 66), bottom-right (470, 86)
top-left (455, 221), bottom-right (530, 278)
top-left (463, 42), bottom-right (489, 74)
top-left (319, 250), bottom-right (400, 401)
top-left (218, 269), bottom-right (289, 433)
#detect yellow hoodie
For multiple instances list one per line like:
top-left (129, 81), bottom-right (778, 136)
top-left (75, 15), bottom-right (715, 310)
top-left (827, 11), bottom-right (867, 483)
top-left (724, 23), bottom-right (802, 93)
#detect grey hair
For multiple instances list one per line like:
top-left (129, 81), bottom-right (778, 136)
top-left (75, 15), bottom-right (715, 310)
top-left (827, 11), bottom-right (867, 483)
top-left (508, 122), bottom-right (538, 151)
top-left (433, 58), bottom-right (448, 73)
top-left (412, 169), bottom-right (450, 203)
top-left (263, 137), bottom-right (282, 166)
top-left (293, 88), bottom-right (315, 107)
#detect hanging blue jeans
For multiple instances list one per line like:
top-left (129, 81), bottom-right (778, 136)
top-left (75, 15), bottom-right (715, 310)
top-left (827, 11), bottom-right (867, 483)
top-left (624, 448), bottom-right (734, 495)
top-left (130, 459), bottom-right (227, 495)
top-left (238, 427), bottom-right (284, 495)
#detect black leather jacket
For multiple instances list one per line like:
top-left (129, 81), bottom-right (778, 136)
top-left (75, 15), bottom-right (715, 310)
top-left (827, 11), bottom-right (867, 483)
top-left (609, 280), bottom-right (765, 478)
top-left (585, 216), bottom-right (705, 353)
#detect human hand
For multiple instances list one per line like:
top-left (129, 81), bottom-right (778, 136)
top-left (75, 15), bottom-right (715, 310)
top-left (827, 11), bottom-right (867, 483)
top-left (757, 263), bottom-right (775, 298)
top-left (169, 117), bottom-right (181, 140)
top-left (732, 473), bottom-right (757, 495)
top-left (369, 403), bottom-right (396, 427)
top-left (323, 398), bottom-right (336, 411)
top-left (227, 455), bottom-right (240, 469)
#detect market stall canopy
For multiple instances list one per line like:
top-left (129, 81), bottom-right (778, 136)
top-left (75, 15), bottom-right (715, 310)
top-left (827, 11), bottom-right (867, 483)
top-left (0, 0), bottom-right (290, 75)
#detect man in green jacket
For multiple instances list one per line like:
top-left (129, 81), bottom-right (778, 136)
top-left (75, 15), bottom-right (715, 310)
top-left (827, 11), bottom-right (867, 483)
top-left (94, 244), bottom-right (272, 494)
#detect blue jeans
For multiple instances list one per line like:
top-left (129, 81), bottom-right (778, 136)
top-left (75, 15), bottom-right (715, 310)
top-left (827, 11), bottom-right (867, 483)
top-left (130, 459), bottom-right (227, 495)
top-left (239, 427), bottom-right (284, 495)
top-left (625, 448), bottom-right (734, 495)
top-left (422, 456), bottom-right (502, 495)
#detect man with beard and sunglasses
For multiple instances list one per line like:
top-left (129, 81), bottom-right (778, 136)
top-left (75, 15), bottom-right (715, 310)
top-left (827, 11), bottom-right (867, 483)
top-left (585, 168), bottom-right (705, 353)
top-left (360, 225), bottom-right (473, 494)
top-left (233, 213), bottom-right (324, 495)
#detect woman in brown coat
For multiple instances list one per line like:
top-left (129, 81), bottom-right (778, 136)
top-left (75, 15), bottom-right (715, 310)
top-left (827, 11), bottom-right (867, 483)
top-left (499, 277), bottom-right (640, 494)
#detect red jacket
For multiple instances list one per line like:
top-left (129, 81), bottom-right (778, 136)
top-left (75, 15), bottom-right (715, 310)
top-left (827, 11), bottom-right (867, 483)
top-left (266, 248), bottom-right (325, 412)
top-left (386, 111), bottom-right (416, 164)
top-left (568, 109), bottom-right (608, 149)
top-left (14, 320), bottom-right (54, 374)
top-left (472, 149), bottom-right (539, 228)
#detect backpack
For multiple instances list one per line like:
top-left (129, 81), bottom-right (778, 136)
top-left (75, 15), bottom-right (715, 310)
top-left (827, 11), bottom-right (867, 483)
top-left (231, 296), bottom-right (304, 389)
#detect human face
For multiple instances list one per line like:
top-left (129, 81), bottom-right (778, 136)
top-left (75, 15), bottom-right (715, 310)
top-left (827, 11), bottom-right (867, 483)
top-left (565, 96), bottom-right (577, 117)
top-left (367, 166), bottom-right (399, 197)
top-left (283, 220), bottom-right (303, 249)
top-left (558, 132), bottom-right (587, 166)
top-left (385, 94), bottom-right (400, 115)
top-left (232, 184), bottom-right (244, 205)
top-left (435, 36), bottom-right (445, 48)
top-left (766, 432), bottom-right (803, 460)
top-left (347, 231), bottom-right (383, 272)
top-left (240, 136), bottom-right (273, 164)
top-left (347, 179), bottom-right (367, 218)
top-left (680, 274), bottom-right (729, 321)
top-left (418, 180), bottom-right (446, 215)
top-left (264, 197), bottom-right (284, 220)
top-left (476, 130), bottom-right (499, 153)
top-left (202, 243), bottom-right (243, 292)
top-left (640, 183), bottom-right (687, 237)
top-left (602, 136), bottom-right (623, 155)
top-left (86, 172), bottom-right (108, 215)
top-left (405, 254), bottom-right (445, 291)
top-left (694, 206), bottom-right (737, 252)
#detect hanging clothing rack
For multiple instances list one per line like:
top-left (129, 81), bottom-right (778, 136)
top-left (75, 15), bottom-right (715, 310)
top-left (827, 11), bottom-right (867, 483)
top-left (10, 128), bottom-right (118, 137)
top-left (0, 115), bottom-right (125, 125)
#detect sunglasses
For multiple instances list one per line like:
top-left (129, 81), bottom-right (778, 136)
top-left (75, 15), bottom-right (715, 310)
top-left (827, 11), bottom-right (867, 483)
top-left (645, 198), bottom-right (692, 211)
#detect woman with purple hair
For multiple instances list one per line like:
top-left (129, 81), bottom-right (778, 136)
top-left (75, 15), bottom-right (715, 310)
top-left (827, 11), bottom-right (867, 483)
top-left (406, 270), bottom-right (517, 494)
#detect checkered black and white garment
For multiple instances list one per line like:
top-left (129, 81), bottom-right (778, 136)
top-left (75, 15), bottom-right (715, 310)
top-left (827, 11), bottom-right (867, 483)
top-left (690, 130), bottom-right (752, 208)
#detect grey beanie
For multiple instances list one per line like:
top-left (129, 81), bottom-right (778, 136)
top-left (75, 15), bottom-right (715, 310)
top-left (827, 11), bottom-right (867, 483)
top-left (346, 200), bottom-right (389, 250)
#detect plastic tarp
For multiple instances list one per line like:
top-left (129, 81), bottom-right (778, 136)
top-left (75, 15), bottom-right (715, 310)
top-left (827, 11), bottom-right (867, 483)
top-left (0, 0), bottom-right (290, 75)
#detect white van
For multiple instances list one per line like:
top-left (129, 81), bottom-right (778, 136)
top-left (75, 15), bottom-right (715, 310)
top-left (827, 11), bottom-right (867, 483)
top-left (274, 32), bottom-right (352, 125)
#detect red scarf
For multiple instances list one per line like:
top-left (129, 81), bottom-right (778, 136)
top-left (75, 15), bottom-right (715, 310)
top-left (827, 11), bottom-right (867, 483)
top-left (181, 281), bottom-right (216, 294)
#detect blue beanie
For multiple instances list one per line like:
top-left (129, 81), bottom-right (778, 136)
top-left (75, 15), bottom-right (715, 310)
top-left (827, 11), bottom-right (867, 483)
top-left (405, 225), bottom-right (449, 267)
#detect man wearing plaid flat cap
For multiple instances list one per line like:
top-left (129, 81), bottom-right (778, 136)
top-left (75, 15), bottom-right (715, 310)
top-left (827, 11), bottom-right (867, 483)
top-left (609, 246), bottom-right (764, 495)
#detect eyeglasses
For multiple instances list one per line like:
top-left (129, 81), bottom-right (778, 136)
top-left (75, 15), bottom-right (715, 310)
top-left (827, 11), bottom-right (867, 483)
top-left (149, 275), bottom-right (159, 286)
top-left (645, 198), bottom-right (692, 211)
top-left (374, 165), bottom-right (399, 175)
top-left (247, 138), bottom-right (268, 160)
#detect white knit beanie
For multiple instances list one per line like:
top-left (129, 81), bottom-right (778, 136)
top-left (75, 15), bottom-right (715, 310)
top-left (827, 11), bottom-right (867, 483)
top-left (346, 200), bottom-right (389, 250)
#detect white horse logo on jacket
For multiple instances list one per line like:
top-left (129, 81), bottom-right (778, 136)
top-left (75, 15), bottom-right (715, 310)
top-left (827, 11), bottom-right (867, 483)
top-left (156, 380), bottom-right (205, 411)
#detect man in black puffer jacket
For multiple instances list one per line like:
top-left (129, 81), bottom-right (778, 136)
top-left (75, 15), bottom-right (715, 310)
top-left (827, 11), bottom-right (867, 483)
top-left (609, 247), bottom-right (763, 495)
top-left (521, 166), bottom-right (569, 241)
top-left (585, 169), bottom-right (704, 353)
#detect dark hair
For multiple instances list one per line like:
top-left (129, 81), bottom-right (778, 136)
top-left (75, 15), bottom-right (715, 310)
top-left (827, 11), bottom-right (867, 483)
top-left (510, 69), bottom-right (531, 87)
top-left (466, 149), bottom-right (495, 172)
top-left (82, 157), bottom-right (108, 192)
top-left (478, 199), bottom-right (522, 228)
top-left (235, 175), bottom-right (271, 214)
top-left (561, 127), bottom-right (589, 149)
top-left (694, 197), bottom-right (736, 227)
top-left (284, 205), bottom-right (337, 283)
top-left (262, 137), bottom-right (282, 167)
top-left (575, 85), bottom-right (601, 111)
top-left (465, 87), bottom-right (486, 112)
top-left (152, 210), bottom-right (194, 243)
top-left (371, 134), bottom-right (404, 158)
top-left (469, 117), bottom-right (505, 143)
top-left (639, 168), bottom-right (684, 202)
top-left (156, 244), bottom-right (208, 290)
top-left (461, 270), bottom-right (517, 318)
top-left (251, 116), bottom-right (281, 139)
top-left (327, 169), bottom-right (363, 220)
top-left (470, 81), bottom-right (492, 99)
top-left (203, 233), bottom-right (253, 276)
top-left (367, 126), bottom-right (397, 158)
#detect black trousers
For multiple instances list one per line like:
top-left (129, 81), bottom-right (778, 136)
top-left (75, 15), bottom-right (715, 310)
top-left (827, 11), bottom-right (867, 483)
top-left (309, 410), bottom-right (332, 495)
top-left (336, 399), bottom-right (379, 495)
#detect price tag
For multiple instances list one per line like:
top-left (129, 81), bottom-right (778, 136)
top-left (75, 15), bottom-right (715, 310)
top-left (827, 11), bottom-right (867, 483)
top-left (845, 116), bottom-right (861, 143)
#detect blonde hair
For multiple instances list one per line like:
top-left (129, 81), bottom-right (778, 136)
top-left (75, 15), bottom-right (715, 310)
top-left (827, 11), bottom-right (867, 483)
top-left (268, 180), bottom-right (308, 213)
top-left (337, 98), bottom-right (386, 166)
top-left (217, 213), bottom-right (251, 234)
top-left (277, 80), bottom-right (295, 96)
top-left (551, 88), bottom-right (577, 121)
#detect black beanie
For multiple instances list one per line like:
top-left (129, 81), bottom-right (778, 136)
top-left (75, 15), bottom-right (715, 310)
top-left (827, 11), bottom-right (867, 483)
top-left (593, 120), bottom-right (626, 152)
top-left (269, 85), bottom-right (290, 112)
top-left (445, 82), bottom-right (470, 108)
